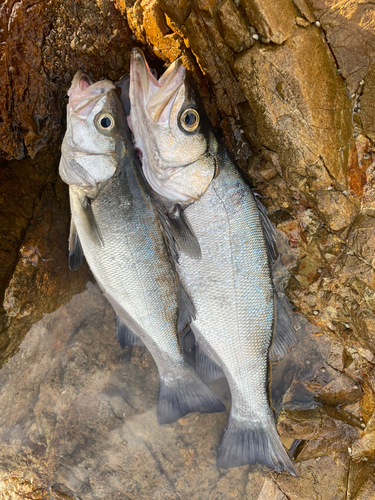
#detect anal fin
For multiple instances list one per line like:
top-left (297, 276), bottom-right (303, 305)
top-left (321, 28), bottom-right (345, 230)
top-left (196, 343), bottom-right (225, 384)
top-left (116, 315), bottom-right (144, 348)
top-left (157, 371), bottom-right (226, 424)
top-left (178, 283), bottom-right (196, 351)
top-left (68, 218), bottom-right (84, 271)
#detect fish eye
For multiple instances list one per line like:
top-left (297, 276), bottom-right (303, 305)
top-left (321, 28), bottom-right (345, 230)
top-left (180, 109), bottom-right (200, 132)
top-left (96, 113), bottom-right (115, 132)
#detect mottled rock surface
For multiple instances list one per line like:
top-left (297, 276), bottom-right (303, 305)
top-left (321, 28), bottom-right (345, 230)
top-left (1, 0), bottom-right (375, 497)
top-left (0, 283), bottom-right (372, 500)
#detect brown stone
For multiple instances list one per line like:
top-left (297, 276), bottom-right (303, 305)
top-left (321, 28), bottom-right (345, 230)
top-left (315, 374), bottom-right (362, 406)
top-left (240, 0), bottom-right (297, 44)
top-left (217, 0), bottom-right (254, 53)
top-left (314, 190), bottom-right (358, 231)
top-left (350, 431), bottom-right (375, 461)
top-left (234, 26), bottom-right (353, 192)
top-left (305, 0), bottom-right (375, 94)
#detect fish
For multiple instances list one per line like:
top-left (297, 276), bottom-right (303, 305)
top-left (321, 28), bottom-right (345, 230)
top-left (59, 70), bottom-right (225, 424)
top-left (129, 49), bottom-right (297, 474)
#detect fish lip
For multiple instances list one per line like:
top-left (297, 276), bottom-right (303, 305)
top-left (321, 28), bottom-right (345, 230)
top-left (68, 71), bottom-right (116, 115)
top-left (130, 48), bottom-right (186, 123)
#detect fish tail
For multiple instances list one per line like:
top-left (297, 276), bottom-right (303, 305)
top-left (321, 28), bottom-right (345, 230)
top-left (216, 416), bottom-right (297, 476)
top-left (157, 372), bottom-right (226, 424)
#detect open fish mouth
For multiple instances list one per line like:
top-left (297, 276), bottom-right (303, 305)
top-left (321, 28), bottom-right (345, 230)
top-left (130, 48), bottom-right (186, 124)
top-left (68, 70), bottom-right (116, 118)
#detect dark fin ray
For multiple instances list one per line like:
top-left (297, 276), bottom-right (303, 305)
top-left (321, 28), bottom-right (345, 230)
top-left (216, 418), bottom-right (297, 476)
top-left (81, 196), bottom-right (103, 247)
top-left (269, 296), bottom-right (297, 362)
top-left (116, 75), bottom-right (131, 116)
top-left (253, 192), bottom-right (277, 262)
top-left (152, 193), bottom-right (201, 260)
top-left (68, 219), bottom-right (84, 271)
top-left (116, 315), bottom-right (144, 348)
top-left (196, 343), bottom-right (225, 384)
top-left (178, 283), bottom-right (196, 351)
top-left (157, 375), bottom-right (226, 424)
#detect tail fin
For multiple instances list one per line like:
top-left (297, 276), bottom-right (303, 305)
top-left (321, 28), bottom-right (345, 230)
top-left (216, 417), bottom-right (297, 476)
top-left (196, 344), bottom-right (225, 384)
top-left (157, 372), bottom-right (226, 424)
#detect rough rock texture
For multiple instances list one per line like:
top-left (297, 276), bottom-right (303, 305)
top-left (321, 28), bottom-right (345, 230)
top-left (1, 0), bottom-right (375, 497)
top-left (0, 283), bottom-right (370, 500)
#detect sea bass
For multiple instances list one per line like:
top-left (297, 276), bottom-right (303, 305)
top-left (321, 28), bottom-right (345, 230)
top-left (59, 71), bottom-right (225, 424)
top-left (129, 49), bottom-right (297, 474)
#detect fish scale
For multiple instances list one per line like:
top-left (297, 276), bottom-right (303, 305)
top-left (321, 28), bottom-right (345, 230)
top-left (128, 48), bottom-right (297, 473)
top-left (177, 150), bottom-right (273, 422)
top-left (61, 73), bottom-right (225, 425)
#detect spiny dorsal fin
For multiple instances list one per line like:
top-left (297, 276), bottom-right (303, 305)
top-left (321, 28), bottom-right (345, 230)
top-left (68, 218), bottom-right (84, 271)
top-left (253, 192), bottom-right (277, 262)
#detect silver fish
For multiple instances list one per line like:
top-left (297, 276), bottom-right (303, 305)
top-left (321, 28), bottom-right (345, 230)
top-left (129, 49), bottom-right (297, 474)
top-left (59, 71), bottom-right (225, 424)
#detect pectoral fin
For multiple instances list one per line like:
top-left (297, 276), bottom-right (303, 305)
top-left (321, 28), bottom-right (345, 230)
top-left (80, 196), bottom-right (103, 248)
top-left (68, 218), bottom-right (84, 271)
top-left (152, 193), bottom-right (201, 260)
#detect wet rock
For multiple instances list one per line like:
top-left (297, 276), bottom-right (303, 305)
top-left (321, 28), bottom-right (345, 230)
top-left (305, 0), bottom-right (375, 94)
top-left (350, 431), bottom-right (375, 461)
top-left (274, 453), bottom-right (351, 500)
top-left (239, 0), bottom-right (297, 44)
top-left (315, 374), bottom-right (362, 406)
top-left (217, 0), bottom-right (254, 53)
top-left (234, 26), bottom-right (352, 192)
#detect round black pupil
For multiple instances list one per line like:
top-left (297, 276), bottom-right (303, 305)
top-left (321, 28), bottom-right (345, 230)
top-left (184, 112), bottom-right (196, 126)
top-left (100, 116), bottom-right (112, 128)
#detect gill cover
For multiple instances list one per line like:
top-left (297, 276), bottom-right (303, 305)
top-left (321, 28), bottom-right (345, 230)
top-left (59, 70), bottom-right (119, 187)
top-left (129, 48), bottom-right (217, 204)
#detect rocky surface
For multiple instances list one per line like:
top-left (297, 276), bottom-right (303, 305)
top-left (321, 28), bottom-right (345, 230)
top-left (1, 0), bottom-right (375, 497)
top-left (0, 283), bottom-right (373, 500)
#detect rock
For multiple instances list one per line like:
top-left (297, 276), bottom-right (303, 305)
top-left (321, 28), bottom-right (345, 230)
top-left (314, 190), bottom-right (358, 231)
top-left (305, 0), bottom-right (375, 94)
top-left (217, 0), bottom-right (254, 53)
top-left (239, 0), bottom-right (297, 44)
top-left (315, 374), bottom-right (363, 406)
top-left (234, 26), bottom-right (352, 192)
top-left (350, 431), bottom-right (375, 461)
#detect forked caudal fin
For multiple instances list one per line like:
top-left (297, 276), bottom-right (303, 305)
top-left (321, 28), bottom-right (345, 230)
top-left (216, 417), bottom-right (297, 476)
top-left (157, 373), bottom-right (226, 424)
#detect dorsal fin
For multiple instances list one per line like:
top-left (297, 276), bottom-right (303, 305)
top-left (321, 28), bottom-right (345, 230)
top-left (269, 295), bottom-right (298, 362)
top-left (253, 192), bottom-right (277, 262)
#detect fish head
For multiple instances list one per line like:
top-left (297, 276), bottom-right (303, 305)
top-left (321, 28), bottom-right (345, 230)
top-left (129, 49), bottom-right (218, 203)
top-left (60, 70), bottom-right (129, 187)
